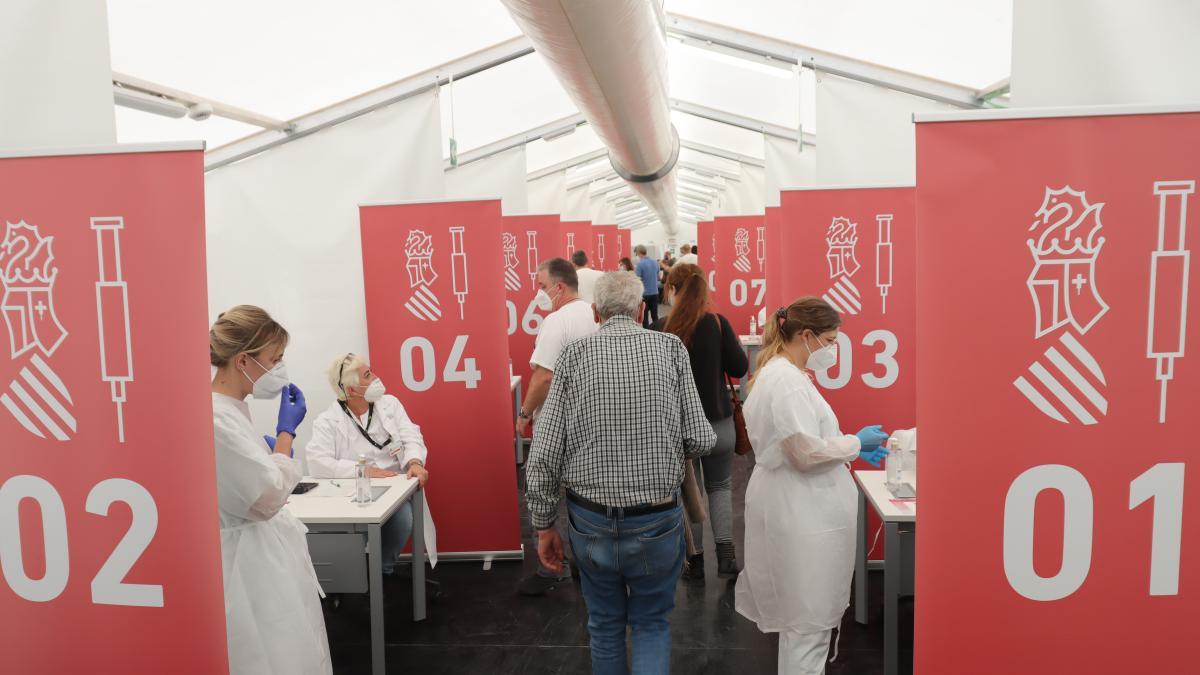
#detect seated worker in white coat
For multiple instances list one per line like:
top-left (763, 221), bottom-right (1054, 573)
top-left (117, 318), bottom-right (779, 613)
top-left (736, 297), bottom-right (890, 675)
top-left (307, 353), bottom-right (435, 572)
top-left (209, 305), bottom-right (331, 675)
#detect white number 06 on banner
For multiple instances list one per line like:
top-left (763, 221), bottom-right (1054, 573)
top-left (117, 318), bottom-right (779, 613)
top-left (400, 335), bottom-right (482, 391)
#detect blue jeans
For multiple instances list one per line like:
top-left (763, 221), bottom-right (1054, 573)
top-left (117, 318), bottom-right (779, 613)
top-left (567, 499), bottom-right (684, 675)
top-left (381, 501), bottom-right (414, 574)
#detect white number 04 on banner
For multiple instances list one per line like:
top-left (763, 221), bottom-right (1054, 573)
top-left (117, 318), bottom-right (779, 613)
top-left (400, 335), bottom-right (482, 391)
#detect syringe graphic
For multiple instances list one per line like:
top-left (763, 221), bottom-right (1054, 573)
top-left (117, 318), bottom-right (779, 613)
top-left (450, 226), bottom-right (469, 320)
top-left (1147, 180), bottom-right (1195, 423)
top-left (596, 234), bottom-right (606, 270)
top-left (525, 231), bottom-right (539, 290)
top-left (876, 214), bottom-right (894, 314)
top-left (756, 226), bottom-right (766, 272)
top-left (92, 217), bottom-right (133, 443)
top-left (566, 232), bottom-right (576, 258)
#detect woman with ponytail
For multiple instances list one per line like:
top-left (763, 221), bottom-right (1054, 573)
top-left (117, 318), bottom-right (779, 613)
top-left (654, 263), bottom-right (748, 579)
top-left (735, 297), bottom-right (890, 674)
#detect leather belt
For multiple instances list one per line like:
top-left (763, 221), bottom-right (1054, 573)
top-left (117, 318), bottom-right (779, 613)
top-left (566, 489), bottom-right (678, 518)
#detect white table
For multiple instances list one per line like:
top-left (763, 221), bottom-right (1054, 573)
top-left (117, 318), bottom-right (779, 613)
top-left (853, 470), bottom-right (916, 675)
top-left (511, 375), bottom-right (523, 463)
top-left (739, 334), bottom-right (762, 378)
top-left (285, 476), bottom-right (427, 675)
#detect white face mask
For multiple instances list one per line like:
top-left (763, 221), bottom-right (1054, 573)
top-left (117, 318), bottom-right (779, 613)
top-left (243, 356), bottom-right (289, 399)
top-left (804, 336), bottom-right (839, 372)
top-left (363, 378), bottom-right (386, 403)
top-left (534, 288), bottom-right (554, 311)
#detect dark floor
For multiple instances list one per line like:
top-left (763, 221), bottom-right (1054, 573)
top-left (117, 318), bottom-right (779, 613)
top-left (323, 452), bottom-right (913, 674)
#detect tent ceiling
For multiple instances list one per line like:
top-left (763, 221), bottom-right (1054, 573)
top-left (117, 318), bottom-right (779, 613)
top-left (109, 1), bottom-right (1012, 168)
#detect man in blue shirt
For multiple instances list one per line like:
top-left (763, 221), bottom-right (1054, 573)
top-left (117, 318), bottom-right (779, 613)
top-left (633, 245), bottom-right (660, 328)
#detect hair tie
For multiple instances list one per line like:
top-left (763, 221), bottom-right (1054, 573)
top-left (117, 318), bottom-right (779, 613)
top-left (775, 307), bottom-right (786, 320)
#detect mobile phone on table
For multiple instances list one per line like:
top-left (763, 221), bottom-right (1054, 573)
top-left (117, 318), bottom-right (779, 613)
top-left (292, 482), bottom-right (318, 495)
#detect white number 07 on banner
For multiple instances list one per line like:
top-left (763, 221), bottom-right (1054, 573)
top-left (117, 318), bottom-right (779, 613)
top-left (399, 335), bottom-right (482, 392)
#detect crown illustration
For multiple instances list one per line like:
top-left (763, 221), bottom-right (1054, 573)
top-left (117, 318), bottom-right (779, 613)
top-left (826, 217), bottom-right (858, 247)
top-left (502, 232), bottom-right (517, 252)
top-left (1, 221), bottom-right (58, 288)
top-left (1027, 186), bottom-right (1106, 260)
top-left (404, 230), bottom-right (435, 258)
top-left (735, 228), bottom-right (750, 243)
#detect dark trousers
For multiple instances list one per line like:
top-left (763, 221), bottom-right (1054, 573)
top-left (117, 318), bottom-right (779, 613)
top-left (642, 294), bottom-right (659, 328)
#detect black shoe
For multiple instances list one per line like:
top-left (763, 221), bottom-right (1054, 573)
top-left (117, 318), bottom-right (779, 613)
top-left (716, 542), bottom-right (740, 578)
top-left (682, 553), bottom-right (705, 581)
top-left (518, 573), bottom-right (565, 596)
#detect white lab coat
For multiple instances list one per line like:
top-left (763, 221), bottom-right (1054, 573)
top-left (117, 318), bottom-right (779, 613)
top-left (306, 395), bottom-right (438, 565)
top-left (212, 393), bottom-right (331, 675)
top-left (735, 357), bottom-right (861, 635)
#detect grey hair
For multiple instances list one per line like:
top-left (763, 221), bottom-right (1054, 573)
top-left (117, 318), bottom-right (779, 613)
top-left (634, 244), bottom-right (647, 255)
top-left (328, 353), bottom-right (367, 401)
top-left (594, 272), bottom-right (644, 320)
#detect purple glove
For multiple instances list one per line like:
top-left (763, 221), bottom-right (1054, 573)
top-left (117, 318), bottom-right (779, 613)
top-left (276, 383), bottom-right (307, 436)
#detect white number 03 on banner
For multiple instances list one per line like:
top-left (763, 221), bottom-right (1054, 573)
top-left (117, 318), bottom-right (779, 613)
top-left (815, 330), bottom-right (900, 390)
top-left (400, 335), bottom-right (482, 391)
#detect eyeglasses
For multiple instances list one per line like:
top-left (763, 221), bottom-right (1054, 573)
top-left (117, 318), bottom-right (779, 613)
top-left (337, 352), bottom-right (354, 391)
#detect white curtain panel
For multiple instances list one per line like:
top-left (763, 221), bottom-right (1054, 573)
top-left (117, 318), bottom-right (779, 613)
top-left (526, 170), bottom-right (567, 215)
top-left (0, 0), bottom-right (115, 146)
top-left (445, 145), bottom-right (529, 215)
top-left (816, 73), bottom-right (953, 186)
top-left (764, 136), bottom-right (817, 207)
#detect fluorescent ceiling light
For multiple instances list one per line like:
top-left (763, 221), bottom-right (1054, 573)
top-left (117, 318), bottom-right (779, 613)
top-left (113, 86), bottom-right (188, 118)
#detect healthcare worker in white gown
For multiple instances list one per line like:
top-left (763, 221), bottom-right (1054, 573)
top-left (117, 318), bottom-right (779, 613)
top-left (306, 353), bottom-right (437, 570)
top-left (209, 305), bottom-right (331, 675)
top-left (736, 298), bottom-right (889, 675)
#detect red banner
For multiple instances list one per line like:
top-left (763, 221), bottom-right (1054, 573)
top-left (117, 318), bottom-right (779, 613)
top-left (592, 224), bottom-right (619, 272)
top-left (559, 220), bottom-right (593, 265)
top-left (714, 215), bottom-right (768, 336)
top-left (502, 214), bottom-right (559, 404)
top-left (615, 228), bottom-right (632, 268)
top-left (764, 206), bottom-right (783, 311)
top-left (697, 219), bottom-right (718, 305)
top-left (0, 144), bottom-right (226, 673)
top-left (914, 108), bottom-right (1200, 673)
top-left (779, 187), bottom-right (916, 561)
top-left (360, 199), bottom-right (520, 554)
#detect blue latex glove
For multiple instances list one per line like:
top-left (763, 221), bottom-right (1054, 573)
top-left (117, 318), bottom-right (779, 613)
top-left (859, 445), bottom-right (889, 468)
top-left (276, 383), bottom-right (307, 436)
top-left (263, 434), bottom-right (277, 451)
top-left (856, 425), bottom-right (888, 451)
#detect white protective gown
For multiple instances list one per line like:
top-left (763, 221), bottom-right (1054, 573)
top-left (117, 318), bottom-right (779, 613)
top-left (735, 357), bottom-right (861, 634)
top-left (212, 393), bottom-right (331, 675)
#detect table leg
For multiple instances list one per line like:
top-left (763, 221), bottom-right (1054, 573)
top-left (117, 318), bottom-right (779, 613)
top-left (412, 487), bottom-right (427, 622)
top-left (367, 523), bottom-right (385, 675)
top-left (884, 521), bottom-right (900, 675)
top-left (514, 385), bottom-right (524, 464)
top-left (855, 489), bottom-right (868, 625)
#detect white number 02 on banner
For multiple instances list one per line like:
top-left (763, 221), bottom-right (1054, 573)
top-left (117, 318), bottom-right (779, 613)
top-left (400, 335), bottom-right (482, 391)
top-left (0, 476), bottom-right (161, 607)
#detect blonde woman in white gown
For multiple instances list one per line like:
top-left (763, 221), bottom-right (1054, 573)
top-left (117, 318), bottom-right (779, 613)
top-left (209, 305), bottom-right (331, 674)
top-left (736, 298), bottom-right (890, 674)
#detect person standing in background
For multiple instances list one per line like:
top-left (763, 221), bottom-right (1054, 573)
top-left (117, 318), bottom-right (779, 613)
top-left (516, 257), bottom-right (598, 595)
top-left (527, 272), bottom-right (716, 674)
top-left (677, 244), bottom-right (698, 265)
top-left (736, 298), bottom-right (890, 675)
top-left (573, 250), bottom-right (603, 303)
top-left (634, 245), bottom-right (660, 328)
top-left (209, 305), bottom-right (331, 674)
top-left (618, 257), bottom-right (635, 272)
top-left (655, 263), bottom-right (748, 580)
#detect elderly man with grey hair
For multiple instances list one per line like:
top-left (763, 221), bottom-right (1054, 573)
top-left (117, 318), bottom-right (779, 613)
top-left (526, 271), bottom-right (716, 674)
